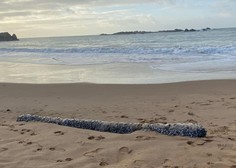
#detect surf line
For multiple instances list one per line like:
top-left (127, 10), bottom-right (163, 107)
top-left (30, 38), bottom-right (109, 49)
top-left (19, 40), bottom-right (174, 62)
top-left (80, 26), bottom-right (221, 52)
top-left (17, 114), bottom-right (206, 137)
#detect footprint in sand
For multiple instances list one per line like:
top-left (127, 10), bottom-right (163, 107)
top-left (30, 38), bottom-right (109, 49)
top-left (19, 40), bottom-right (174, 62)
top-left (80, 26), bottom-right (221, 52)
top-left (18, 140), bottom-right (24, 144)
top-left (117, 147), bottom-right (132, 162)
top-left (102, 111), bottom-right (107, 114)
top-left (137, 118), bottom-right (148, 123)
top-left (210, 126), bottom-right (230, 135)
top-left (135, 136), bottom-right (156, 141)
top-left (12, 129), bottom-right (18, 132)
top-left (138, 117), bottom-right (167, 124)
top-left (36, 147), bottom-right (43, 152)
top-left (162, 159), bottom-right (175, 167)
top-left (186, 138), bottom-right (213, 146)
top-left (168, 109), bottom-right (175, 113)
top-left (21, 129), bottom-right (37, 136)
top-left (186, 141), bottom-right (194, 146)
top-left (56, 160), bottom-right (63, 163)
top-left (54, 131), bottom-right (64, 136)
top-left (83, 148), bottom-right (103, 158)
top-left (30, 132), bottom-right (37, 136)
top-left (0, 147), bottom-right (8, 153)
top-left (120, 115), bottom-right (129, 118)
top-left (65, 158), bottom-right (73, 161)
top-left (88, 136), bottom-right (95, 140)
top-left (99, 161), bottom-right (109, 167)
top-left (133, 160), bottom-right (152, 168)
top-left (185, 105), bottom-right (192, 109)
top-left (48, 146), bottom-right (65, 152)
top-left (88, 135), bottom-right (105, 141)
top-left (20, 128), bottom-right (33, 135)
top-left (32, 142), bottom-right (44, 152)
top-left (49, 147), bottom-right (56, 151)
top-left (4, 109), bottom-right (11, 113)
top-left (9, 127), bottom-right (35, 135)
top-left (187, 112), bottom-right (194, 116)
top-left (207, 153), bottom-right (213, 157)
top-left (228, 137), bottom-right (235, 141)
top-left (18, 140), bottom-right (34, 146)
top-left (25, 142), bottom-right (33, 145)
top-left (217, 144), bottom-right (234, 150)
top-left (21, 129), bottom-right (31, 133)
top-left (185, 119), bottom-right (198, 123)
top-left (56, 158), bottom-right (73, 163)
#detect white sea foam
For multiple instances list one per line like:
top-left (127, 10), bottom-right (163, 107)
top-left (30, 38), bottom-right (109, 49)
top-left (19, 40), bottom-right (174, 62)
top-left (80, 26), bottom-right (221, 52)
top-left (150, 58), bottom-right (236, 73)
top-left (0, 45), bottom-right (235, 56)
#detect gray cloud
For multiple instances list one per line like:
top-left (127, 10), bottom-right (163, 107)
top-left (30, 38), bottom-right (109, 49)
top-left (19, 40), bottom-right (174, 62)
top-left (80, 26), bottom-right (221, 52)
top-left (0, 0), bottom-right (174, 23)
top-left (0, 0), bottom-right (235, 37)
top-left (0, 0), bottom-right (174, 11)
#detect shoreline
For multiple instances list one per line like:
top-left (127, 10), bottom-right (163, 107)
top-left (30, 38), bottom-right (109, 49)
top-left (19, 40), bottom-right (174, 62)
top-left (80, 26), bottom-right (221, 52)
top-left (0, 78), bottom-right (236, 84)
top-left (0, 61), bottom-right (236, 84)
top-left (1, 80), bottom-right (236, 167)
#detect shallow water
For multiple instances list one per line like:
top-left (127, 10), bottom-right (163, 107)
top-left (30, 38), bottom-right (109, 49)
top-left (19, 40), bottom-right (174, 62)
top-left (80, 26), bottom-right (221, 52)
top-left (0, 28), bottom-right (236, 83)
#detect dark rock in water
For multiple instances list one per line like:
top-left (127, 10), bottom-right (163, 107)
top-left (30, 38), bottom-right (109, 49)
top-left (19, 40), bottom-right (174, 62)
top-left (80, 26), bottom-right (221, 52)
top-left (100, 33), bottom-right (108, 36)
top-left (202, 27), bottom-right (211, 31)
top-left (112, 31), bottom-right (155, 35)
top-left (159, 29), bottom-right (184, 33)
top-left (100, 31), bottom-right (157, 36)
top-left (184, 29), bottom-right (197, 32)
top-left (0, 32), bottom-right (19, 41)
top-left (12, 34), bottom-right (18, 40)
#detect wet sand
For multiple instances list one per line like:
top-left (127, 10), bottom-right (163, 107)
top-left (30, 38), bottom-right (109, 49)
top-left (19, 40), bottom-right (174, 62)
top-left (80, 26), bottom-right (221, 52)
top-left (1, 80), bottom-right (236, 168)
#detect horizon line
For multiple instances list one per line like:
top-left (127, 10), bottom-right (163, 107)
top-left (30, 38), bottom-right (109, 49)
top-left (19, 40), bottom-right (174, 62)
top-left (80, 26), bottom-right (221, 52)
top-left (16, 26), bottom-right (236, 39)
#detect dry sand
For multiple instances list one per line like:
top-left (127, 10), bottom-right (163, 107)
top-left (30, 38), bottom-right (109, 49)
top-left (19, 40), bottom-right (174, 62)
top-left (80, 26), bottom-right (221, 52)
top-left (0, 80), bottom-right (236, 168)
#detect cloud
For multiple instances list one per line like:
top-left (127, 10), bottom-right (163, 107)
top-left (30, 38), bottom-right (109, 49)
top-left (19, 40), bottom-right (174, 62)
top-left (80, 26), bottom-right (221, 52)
top-left (0, 0), bottom-right (235, 37)
top-left (0, 0), bottom-right (174, 22)
top-left (0, 0), bottom-right (168, 36)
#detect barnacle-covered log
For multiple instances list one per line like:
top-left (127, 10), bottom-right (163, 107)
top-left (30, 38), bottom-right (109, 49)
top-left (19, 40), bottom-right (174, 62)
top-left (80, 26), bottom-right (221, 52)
top-left (17, 114), bottom-right (206, 137)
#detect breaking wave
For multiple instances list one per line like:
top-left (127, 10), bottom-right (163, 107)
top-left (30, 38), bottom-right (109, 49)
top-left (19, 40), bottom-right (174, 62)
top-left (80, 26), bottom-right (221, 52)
top-left (0, 45), bottom-right (235, 56)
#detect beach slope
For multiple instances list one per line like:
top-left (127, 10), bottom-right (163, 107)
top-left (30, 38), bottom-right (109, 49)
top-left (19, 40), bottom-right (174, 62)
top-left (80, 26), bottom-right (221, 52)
top-left (1, 80), bottom-right (236, 168)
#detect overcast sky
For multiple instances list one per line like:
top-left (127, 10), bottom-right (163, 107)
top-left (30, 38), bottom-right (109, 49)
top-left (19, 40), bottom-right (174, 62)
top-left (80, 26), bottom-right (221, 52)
top-left (0, 0), bottom-right (236, 38)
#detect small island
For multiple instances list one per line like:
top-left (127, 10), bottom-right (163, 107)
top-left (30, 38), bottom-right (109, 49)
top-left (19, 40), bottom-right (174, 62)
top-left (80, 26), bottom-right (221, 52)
top-left (100, 27), bottom-right (211, 35)
top-left (0, 32), bottom-right (19, 41)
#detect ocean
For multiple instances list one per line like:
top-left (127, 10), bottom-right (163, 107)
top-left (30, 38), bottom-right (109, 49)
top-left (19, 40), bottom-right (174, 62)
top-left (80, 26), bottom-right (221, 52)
top-left (0, 28), bottom-right (236, 83)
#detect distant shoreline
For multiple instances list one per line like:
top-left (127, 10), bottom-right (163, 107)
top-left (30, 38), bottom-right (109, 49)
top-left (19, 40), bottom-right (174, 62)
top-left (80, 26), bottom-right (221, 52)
top-left (19, 27), bottom-right (236, 39)
top-left (100, 27), bottom-right (211, 36)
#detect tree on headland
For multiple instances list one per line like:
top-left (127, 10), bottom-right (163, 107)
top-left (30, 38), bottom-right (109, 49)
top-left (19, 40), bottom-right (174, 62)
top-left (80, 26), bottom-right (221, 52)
top-left (100, 28), bottom-right (211, 36)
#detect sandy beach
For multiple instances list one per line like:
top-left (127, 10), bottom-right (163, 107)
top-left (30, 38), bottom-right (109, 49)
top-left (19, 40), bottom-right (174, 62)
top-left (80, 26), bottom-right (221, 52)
top-left (1, 80), bottom-right (236, 168)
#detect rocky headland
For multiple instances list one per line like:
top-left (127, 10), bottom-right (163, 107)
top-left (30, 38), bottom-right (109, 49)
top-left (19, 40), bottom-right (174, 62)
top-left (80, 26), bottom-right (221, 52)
top-left (0, 32), bottom-right (19, 41)
top-left (100, 27), bottom-right (211, 35)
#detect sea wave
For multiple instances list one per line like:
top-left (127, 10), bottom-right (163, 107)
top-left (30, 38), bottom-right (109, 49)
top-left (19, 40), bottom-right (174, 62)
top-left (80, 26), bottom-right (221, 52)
top-left (0, 45), bottom-right (235, 56)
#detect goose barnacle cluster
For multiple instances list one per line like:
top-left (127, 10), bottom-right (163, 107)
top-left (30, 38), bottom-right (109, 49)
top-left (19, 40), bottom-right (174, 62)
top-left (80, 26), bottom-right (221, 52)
top-left (17, 114), bottom-right (206, 137)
